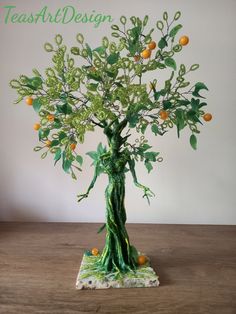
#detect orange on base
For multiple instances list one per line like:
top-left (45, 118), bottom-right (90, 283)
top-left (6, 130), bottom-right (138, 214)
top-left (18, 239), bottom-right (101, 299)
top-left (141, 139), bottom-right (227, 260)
top-left (137, 255), bottom-right (147, 266)
top-left (203, 113), bottom-right (212, 122)
top-left (91, 248), bottom-right (99, 256)
top-left (47, 114), bottom-right (55, 122)
top-left (148, 41), bottom-right (156, 50)
top-left (159, 110), bottom-right (169, 120)
top-left (179, 35), bottom-right (189, 46)
top-left (26, 97), bottom-right (33, 106)
top-left (33, 123), bottom-right (41, 131)
top-left (141, 49), bottom-right (151, 59)
top-left (70, 143), bottom-right (76, 150)
top-left (45, 140), bottom-right (51, 147)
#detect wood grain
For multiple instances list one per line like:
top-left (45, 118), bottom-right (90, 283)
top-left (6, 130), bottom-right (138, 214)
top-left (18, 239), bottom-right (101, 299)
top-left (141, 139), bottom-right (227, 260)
top-left (0, 223), bottom-right (235, 314)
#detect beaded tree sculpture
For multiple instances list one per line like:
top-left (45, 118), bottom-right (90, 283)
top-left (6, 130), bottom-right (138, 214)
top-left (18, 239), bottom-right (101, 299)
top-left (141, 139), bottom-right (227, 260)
top-left (10, 12), bottom-right (212, 281)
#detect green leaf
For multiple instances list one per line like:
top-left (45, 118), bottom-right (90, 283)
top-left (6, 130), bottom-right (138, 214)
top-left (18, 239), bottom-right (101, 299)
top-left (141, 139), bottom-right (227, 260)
top-left (54, 148), bottom-right (62, 165)
top-left (59, 132), bottom-right (67, 141)
top-left (128, 114), bottom-right (139, 128)
top-left (87, 72), bottom-right (103, 82)
top-left (178, 100), bottom-right (191, 106)
top-left (140, 143), bottom-right (152, 152)
top-left (97, 223), bottom-right (106, 234)
top-left (97, 142), bottom-right (105, 155)
top-left (107, 53), bottom-right (119, 65)
top-left (165, 57), bottom-right (177, 70)
top-left (26, 77), bottom-right (43, 90)
top-left (156, 63), bottom-right (166, 69)
top-left (56, 103), bottom-right (72, 115)
top-left (175, 109), bottom-right (185, 137)
top-left (140, 123), bottom-right (148, 134)
top-left (154, 89), bottom-right (166, 101)
top-left (38, 128), bottom-right (50, 141)
top-left (71, 47), bottom-right (80, 55)
top-left (190, 98), bottom-right (200, 111)
top-left (76, 155), bottom-right (83, 166)
top-left (85, 43), bottom-right (93, 60)
top-left (174, 11), bottom-right (181, 20)
top-left (87, 83), bottom-right (98, 91)
top-left (158, 37), bottom-right (168, 49)
top-left (190, 64), bottom-right (199, 71)
top-left (130, 245), bottom-right (139, 261)
top-left (50, 140), bottom-right (60, 147)
top-left (62, 158), bottom-right (72, 173)
top-left (93, 46), bottom-right (106, 55)
top-left (163, 100), bottom-right (172, 110)
top-left (151, 124), bottom-right (159, 136)
top-left (187, 109), bottom-right (203, 125)
top-left (120, 16), bottom-right (127, 25)
top-left (156, 21), bottom-right (164, 30)
top-left (86, 151), bottom-right (98, 161)
top-left (41, 152), bottom-right (47, 159)
top-left (32, 98), bottom-right (42, 113)
top-left (144, 151), bottom-right (159, 162)
top-left (190, 134), bottom-right (197, 150)
top-left (169, 24), bottom-right (182, 37)
top-left (144, 160), bottom-right (153, 173)
top-left (192, 82), bottom-right (208, 98)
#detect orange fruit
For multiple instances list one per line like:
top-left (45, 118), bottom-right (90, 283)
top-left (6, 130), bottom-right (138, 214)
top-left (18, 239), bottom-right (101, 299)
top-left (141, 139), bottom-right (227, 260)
top-left (148, 41), bottom-right (157, 50)
top-left (179, 35), bottom-right (189, 46)
top-left (26, 97), bottom-right (33, 106)
top-left (91, 248), bottom-right (99, 256)
top-left (134, 55), bottom-right (140, 62)
top-left (137, 255), bottom-right (147, 266)
top-left (141, 49), bottom-right (151, 59)
top-left (203, 113), bottom-right (212, 122)
top-left (160, 110), bottom-right (169, 120)
top-left (70, 143), bottom-right (76, 150)
top-left (33, 123), bottom-right (40, 131)
top-left (47, 114), bottom-right (55, 122)
top-left (45, 140), bottom-right (51, 147)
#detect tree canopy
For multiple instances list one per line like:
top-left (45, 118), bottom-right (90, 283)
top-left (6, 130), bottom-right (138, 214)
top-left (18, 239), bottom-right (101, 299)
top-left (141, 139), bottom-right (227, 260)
top-left (10, 11), bottom-right (210, 184)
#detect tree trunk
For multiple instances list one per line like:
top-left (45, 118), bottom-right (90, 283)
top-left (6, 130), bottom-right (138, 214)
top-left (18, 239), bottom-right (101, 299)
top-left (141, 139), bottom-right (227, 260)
top-left (100, 170), bottom-right (137, 273)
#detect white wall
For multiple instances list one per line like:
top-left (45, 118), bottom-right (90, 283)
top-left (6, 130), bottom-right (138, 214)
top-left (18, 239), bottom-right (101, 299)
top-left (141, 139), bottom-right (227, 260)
top-left (0, 0), bottom-right (235, 224)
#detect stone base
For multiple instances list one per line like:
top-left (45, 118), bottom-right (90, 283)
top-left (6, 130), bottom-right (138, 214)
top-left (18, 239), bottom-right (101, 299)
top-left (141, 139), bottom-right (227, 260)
top-left (76, 254), bottom-right (159, 289)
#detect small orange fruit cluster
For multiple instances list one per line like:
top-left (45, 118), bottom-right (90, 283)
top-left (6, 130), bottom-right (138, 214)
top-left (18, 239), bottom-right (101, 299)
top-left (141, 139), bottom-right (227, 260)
top-left (137, 255), bottom-right (147, 266)
top-left (91, 247), bottom-right (99, 256)
top-left (203, 113), bottom-right (212, 122)
top-left (179, 35), bottom-right (189, 46)
top-left (25, 97), bottom-right (33, 106)
top-left (140, 41), bottom-right (157, 60)
top-left (159, 110), bottom-right (169, 120)
top-left (47, 114), bottom-right (55, 122)
top-left (70, 143), bottom-right (76, 151)
top-left (33, 123), bottom-right (40, 131)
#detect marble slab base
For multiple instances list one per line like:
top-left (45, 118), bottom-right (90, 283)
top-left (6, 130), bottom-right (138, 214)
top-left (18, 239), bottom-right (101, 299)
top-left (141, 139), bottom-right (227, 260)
top-left (76, 254), bottom-right (159, 289)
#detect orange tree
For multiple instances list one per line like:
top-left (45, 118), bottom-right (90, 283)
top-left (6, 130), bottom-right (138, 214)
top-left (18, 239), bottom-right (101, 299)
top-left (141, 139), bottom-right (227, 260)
top-left (10, 12), bottom-right (211, 274)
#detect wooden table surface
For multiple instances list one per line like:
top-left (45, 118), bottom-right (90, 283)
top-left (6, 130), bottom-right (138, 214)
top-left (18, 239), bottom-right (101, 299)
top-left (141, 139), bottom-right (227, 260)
top-left (0, 223), bottom-right (235, 314)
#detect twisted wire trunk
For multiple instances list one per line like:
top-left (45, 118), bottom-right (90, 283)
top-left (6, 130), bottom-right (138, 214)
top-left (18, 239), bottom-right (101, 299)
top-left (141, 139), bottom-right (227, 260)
top-left (100, 170), bottom-right (136, 273)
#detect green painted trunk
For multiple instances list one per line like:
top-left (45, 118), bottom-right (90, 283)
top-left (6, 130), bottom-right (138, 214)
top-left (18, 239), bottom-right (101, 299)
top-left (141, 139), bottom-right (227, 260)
top-left (100, 171), bottom-right (136, 273)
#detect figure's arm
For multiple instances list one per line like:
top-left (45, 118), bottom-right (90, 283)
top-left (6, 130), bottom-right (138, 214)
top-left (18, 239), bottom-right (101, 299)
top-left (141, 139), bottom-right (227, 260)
top-left (77, 164), bottom-right (99, 202)
top-left (128, 157), bottom-right (155, 204)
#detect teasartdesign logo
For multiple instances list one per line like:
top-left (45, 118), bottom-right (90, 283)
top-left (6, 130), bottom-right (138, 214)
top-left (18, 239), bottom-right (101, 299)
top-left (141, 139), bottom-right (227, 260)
top-left (0, 5), bottom-right (114, 27)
